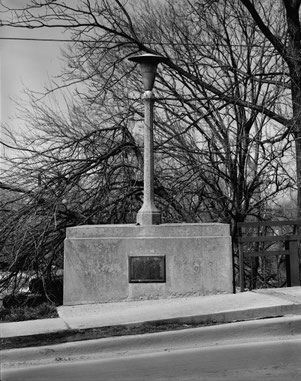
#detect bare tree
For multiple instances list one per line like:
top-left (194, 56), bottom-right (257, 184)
top-left (238, 0), bottom-right (301, 216)
top-left (0, 94), bottom-right (143, 296)
top-left (0, 0), bottom-right (296, 294)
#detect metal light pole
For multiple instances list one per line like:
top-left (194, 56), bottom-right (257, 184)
top-left (129, 53), bottom-right (168, 225)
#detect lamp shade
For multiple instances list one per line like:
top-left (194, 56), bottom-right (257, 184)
top-left (129, 53), bottom-right (168, 91)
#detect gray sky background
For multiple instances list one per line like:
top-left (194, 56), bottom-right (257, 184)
top-left (1, 25), bottom-right (68, 129)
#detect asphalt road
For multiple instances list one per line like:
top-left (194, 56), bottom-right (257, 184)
top-left (2, 337), bottom-right (301, 381)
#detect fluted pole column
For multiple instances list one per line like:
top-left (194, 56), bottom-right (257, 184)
top-left (137, 90), bottom-right (161, 225)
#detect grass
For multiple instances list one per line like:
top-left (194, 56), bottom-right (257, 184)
top-left (0, 302), bottom-right (59, 322)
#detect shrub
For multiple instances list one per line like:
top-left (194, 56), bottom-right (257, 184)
top-left (0, 302), bottom-right (58, 322)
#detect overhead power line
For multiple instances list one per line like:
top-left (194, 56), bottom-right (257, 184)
top-left (0, 37), bottom-right (73, 42)
top-left (0, 36), bottom-right (276, 49)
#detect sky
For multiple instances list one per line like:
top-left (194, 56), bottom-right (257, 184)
top-left (0, 24), bottom-right (68, 130)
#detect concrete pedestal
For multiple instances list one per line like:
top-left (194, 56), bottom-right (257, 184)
top-left (63, 223), bottom-right (233, 305)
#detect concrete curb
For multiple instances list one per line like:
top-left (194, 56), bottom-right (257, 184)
top-left (1, 288), bottom-right (301, 349)
top-left (3, 315), bottom-right (301, 368)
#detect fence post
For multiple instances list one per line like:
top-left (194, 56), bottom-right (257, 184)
top-left (288, 239), bottom-right (300, 287)
top-left (239, 241), bottom-right (244, 292)
top-left (285, 239), bottom-right (291, 286)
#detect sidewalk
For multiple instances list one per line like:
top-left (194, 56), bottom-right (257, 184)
top-left (2, 287), bottom-right (301, 347)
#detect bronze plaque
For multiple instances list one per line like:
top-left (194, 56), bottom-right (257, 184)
top-left (129, 256), bottom-right (166, 283)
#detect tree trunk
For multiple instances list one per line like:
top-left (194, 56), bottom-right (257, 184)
top-left (283, 0), bottom-right (301, 217)
top-left (294, 125), bottom-right (301, 218)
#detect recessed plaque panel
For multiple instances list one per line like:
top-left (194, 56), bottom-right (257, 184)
top-left (129, 256), bottom-right (166, 283)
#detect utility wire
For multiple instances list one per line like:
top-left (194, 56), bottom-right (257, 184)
top-left (0, 37), bottom-right (72, 42)
top-left (0, 36), bottom-right (276, 49)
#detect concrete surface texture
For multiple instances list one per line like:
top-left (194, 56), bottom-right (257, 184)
top-left (1, 318), bottom-right (69, 339)
top-left (2, 287), bottom-right (301, 339)
top-left (63, 223), bottom-right (232, 305)
top-left (2, 315), bottom-right (301, 370)
top-left (58, 287), bottom-right (301, 330)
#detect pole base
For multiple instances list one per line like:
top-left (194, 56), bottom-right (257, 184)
top-left (137, 209), bottom-right (161, 225)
